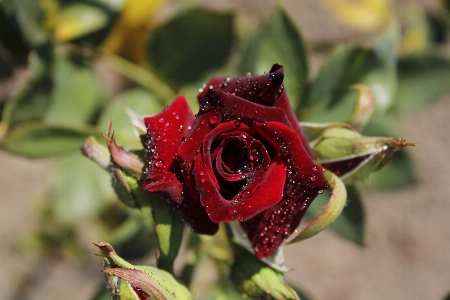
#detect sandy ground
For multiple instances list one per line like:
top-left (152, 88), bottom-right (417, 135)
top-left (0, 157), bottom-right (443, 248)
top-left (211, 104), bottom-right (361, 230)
top-left (1, 1), bottom-right (449, 299)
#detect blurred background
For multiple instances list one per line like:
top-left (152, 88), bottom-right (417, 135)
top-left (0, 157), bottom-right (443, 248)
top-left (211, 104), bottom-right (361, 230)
top-left (1, 0), bottom-right (450, 299)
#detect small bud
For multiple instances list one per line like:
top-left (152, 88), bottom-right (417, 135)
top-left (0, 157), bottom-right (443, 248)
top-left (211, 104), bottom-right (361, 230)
top-left (312, 126), bottom-right (416, 184)
top-left (102, 131), bottom-right (144, 179)
top-left (81, 136), bottom-right (110, 169)
top-left (95, 242), bottom-right (192, 300)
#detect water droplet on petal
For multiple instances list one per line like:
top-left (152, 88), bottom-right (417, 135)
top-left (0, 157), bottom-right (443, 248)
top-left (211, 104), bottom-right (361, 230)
top-left (158, 117), bottom-right (164, 124)
top-left (200, 178), bottom-right (206, 183)
top-left (227, 207), bottom-right (238, 219)
top-left (199, 171), bottom-right (205, 176)
top-left (312, 166), bottom-right (318, 172)
top-left (209, 115), bottom-right (218, 125)
top-left (241, 189), bottom-right (252, 199)
top-left (155, 136), bottom-right (161, 142)
top-left (310, 176), bottom-right (316, 182)
top-left (155, 160), bottom-right (164, 168)
top-left (200, 120), bottom-right (206, 125)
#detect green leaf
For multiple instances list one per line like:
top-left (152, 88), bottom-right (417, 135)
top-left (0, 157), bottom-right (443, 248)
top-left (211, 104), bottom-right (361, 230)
top-left (305, 21), bottom-right (399, 121)
top-left (148, 9), bottom-right (234, 85)
top-left (391, 55), bottom-right (450, 113)
top-left (239, 4), bottom-right (309, 111)
top-left (2, 53), bottom-right (52, 127)
top-left (50, 153), bottom-right (111, 224)
top-left (328, 185), bottom-right (365, 246)
top-left (44, 54), bottom-right (103, 126)
top-left (53, 3), bottom-right (111, 43)
top-left (0, 4), bottom-right (30, 59)
top-left (5, 0), bottom-right (50, 49)
top-left (0, 122), bottom-right (98, 158)
top-left (97, 87), bottom-right (163, 149)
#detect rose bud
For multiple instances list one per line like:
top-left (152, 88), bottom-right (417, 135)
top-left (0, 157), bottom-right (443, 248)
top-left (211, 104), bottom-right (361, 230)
top-left (311, 126), bottom-right (416, 184)
top-left (141, 64), bottom-right (329, 259)
top-left (82, 125), bottom-right (147, 208)
top-left (95, 242), bottom-right (192, 300)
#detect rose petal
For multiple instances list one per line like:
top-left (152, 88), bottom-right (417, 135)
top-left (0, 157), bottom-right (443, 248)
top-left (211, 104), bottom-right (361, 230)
top-left (177, 89), bottom-right (289, 201)
top-left (195, 122), bottom-right (286, 222)
top-left (199, 64), bottom-right (315, 158)
top-left (141, 96), bottom-right (218, 235)
top-left (198, 64), bottom-right (285, 107)
top-left (240, 122), bottom-right (329, 259)
top-left (142, 96), bottom-right (193, 201)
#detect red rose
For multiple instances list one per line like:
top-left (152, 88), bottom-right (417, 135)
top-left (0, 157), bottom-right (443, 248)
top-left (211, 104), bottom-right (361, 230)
top-left (142, 64), bottom-right (329, 258)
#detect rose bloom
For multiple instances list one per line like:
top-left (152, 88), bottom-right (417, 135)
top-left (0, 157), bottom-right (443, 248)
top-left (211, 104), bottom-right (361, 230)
top-left (142, 64), bottom-right (329, 258)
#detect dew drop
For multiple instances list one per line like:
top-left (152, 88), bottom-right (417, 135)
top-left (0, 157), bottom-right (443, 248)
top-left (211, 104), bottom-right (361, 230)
top-left (310, 176), bottom-right (316, 182)
top-left (226, 207), bottom-right (238, 219)
top-left (158, 117), bottom-right (164, 124)
top-left (200, 178), bottom-right (206, 183)
top-left (155, 160), bottom-right (164, 168)
top-left (241, 189), bottom-right (252, 199)
top-left (200, 120), bottom-right (206, 125)
top-left (199, 97), bottom-right (213, 113)
top-left (155, 136), bottom-right (161, 142)
top-left (209, 115), bottom-right (218, 125)
top-left (199, 171), bottom-right (205, 176)
top-left (312, 166), bottom-right (318, 172)
top-left (234, 118), bottom-right (241, 126)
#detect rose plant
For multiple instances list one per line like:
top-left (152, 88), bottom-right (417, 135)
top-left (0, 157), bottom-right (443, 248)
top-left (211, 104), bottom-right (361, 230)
top-left (80, 62), bottom-right (415, 299)
top-left (142, 63), bottom-right (329, 259)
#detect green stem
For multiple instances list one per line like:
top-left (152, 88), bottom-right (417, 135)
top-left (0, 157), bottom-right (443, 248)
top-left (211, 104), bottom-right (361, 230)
top-left (101, 49), bottom-right (176, 105)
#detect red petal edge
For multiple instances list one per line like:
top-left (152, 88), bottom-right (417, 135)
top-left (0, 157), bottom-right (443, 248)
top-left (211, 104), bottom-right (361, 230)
top-left (141, 96), bottom-right (218, 235)
top-left (241, 122), bottom-right (329, 259)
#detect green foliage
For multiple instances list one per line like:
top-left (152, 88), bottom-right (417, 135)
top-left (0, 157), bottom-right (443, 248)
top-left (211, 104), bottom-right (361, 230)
top-left (148, 8), bottom-right (234, 86)
top-left (238, 4), bottom-right (309, 111)
top-left (0, 1), bottom-right (448, 299)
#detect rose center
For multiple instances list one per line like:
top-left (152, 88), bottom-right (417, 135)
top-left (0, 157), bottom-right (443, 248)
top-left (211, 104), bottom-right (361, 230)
top-left (221, 142), bottom-right (249, 174)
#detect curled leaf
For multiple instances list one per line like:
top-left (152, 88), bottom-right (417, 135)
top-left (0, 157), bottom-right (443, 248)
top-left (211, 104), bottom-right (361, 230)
top-left (287, 171), bottom-right (347, 243)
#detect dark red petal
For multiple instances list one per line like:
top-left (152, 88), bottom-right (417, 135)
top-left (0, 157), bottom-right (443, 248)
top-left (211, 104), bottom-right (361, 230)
top-left (142, 96), bottom-right (193, 201)
top-left (141, 96), bottom-right (218, 235)
top-left (198, 65), bottom-right (315, 158)
top-left (321, 154), bottom-right (372, 177)
top-left (177, 89), bottom-right (289, 202)
top-left (195, 122), bottom-right (286, 222)
top-left (198, 65), bottom-right (285, 107)
top-left (241, 122), bottom-right (329, 259)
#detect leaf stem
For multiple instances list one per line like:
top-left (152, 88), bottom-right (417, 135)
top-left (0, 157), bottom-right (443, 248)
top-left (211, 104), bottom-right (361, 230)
top-left (100, 49), bottom-right (176, 105)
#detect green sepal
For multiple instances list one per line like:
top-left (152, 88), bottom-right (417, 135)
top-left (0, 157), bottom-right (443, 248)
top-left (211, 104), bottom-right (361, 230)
top-left (287, 171), bottom-right (347, 243)
top-left (230, 242), bottom-right (299, 300)
top-left (95, 242), bottom-right (192, 300)
top-left (312, 126), bottom-right (415, 184)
